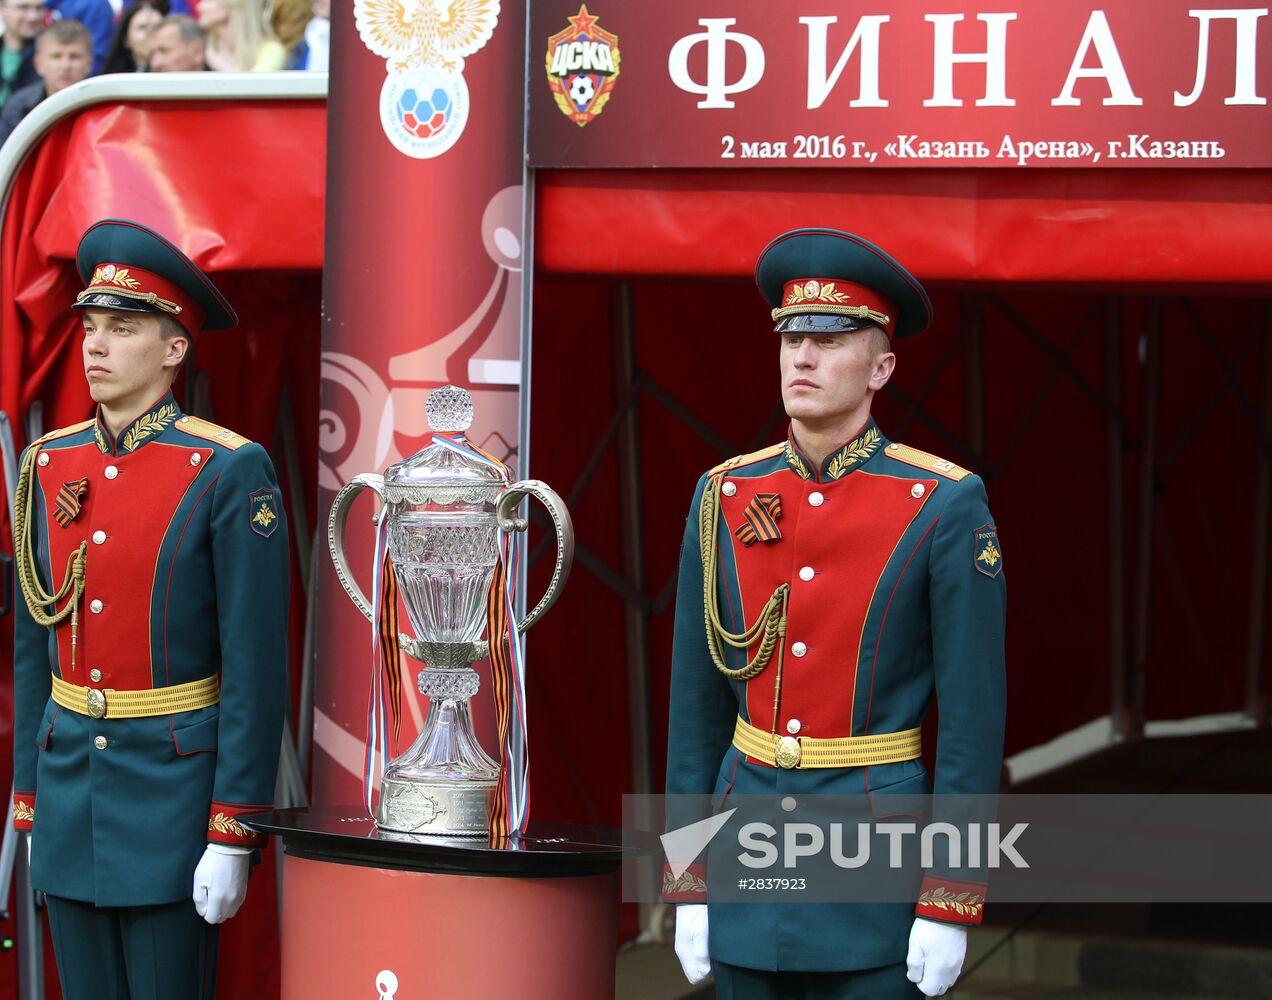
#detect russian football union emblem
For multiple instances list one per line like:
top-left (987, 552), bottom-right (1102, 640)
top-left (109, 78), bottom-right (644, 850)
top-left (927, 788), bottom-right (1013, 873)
top-left (380, 66), bottom-right (470, 159)
top-left (546, 4), bottom-right (620, 127)
top-left (355, 0), bottom-right (499, 159)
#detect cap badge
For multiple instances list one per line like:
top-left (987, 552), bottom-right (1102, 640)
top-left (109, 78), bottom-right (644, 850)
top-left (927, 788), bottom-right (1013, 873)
top-left (91, 265), bottom-right (140, 290)
top-left (785, 280), bottom-right (851, 307)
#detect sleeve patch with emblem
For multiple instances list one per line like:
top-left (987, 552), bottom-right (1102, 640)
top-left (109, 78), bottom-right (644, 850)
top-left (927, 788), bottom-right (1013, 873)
top-left (249, 488), bottom-right (280, 537)
top-left (974, 524), bottom-right (1003, 577)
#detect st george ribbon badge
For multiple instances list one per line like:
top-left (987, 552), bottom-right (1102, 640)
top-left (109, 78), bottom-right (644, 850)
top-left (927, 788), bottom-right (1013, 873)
top-left (354, 0), bottom-right (500, 159)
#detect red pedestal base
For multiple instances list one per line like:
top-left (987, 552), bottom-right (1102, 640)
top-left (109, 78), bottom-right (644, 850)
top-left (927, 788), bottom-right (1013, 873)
top-left (281, 853), bottom-right (619, 999)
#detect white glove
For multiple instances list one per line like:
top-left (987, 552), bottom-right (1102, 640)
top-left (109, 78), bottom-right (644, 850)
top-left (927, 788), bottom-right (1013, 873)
top-left (906, 917), bottom-right (967, 996)
top-left (673, 903), bottom-right (711, 985)
top-left (192, 843), bottom-right (251, 925)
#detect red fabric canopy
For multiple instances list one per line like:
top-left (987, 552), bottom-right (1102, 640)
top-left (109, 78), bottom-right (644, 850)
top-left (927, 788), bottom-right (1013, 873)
top-left (1, 101), bottom-right (326, 437)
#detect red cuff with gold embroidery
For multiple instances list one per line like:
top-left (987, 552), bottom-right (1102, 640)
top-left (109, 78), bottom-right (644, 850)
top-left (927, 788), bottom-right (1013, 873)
top-left (661, 863), bottom-right (707, 903)
top-left (13, 792), bottom-right (35, 831)
top-left (207, 801), bottom-right (268, 848)
top-left (915, 874), bottom-right (986, 924)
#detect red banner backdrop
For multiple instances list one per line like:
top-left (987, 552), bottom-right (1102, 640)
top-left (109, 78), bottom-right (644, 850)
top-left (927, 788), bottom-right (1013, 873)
top-left (529, 1), bottom-right (1272, 168)
top-left (312, 0), bottom-right (527, 807)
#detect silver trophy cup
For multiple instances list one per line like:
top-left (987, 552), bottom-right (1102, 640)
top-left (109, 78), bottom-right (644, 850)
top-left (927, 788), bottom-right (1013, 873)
top-left (327, 385), bottom-right (573, 835)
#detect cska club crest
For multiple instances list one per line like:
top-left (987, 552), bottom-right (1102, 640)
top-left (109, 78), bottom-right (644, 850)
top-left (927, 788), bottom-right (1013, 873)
top-left (545, 5), bottom-right (621, 127)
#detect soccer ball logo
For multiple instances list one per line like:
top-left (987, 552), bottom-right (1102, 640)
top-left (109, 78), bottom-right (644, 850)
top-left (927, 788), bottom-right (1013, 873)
top-left (379, 66), bottom-right (470, 159)
top-left (397, 85), bottom-right (451, 139)
top-left (568, 73), bottom-right (595, 110)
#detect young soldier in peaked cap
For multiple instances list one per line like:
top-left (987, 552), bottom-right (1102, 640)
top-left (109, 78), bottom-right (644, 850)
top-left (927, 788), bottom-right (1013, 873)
top-left (10, 219), bottom-right (289, 999)
top-left (665, 229), bottom-right (1007, 998)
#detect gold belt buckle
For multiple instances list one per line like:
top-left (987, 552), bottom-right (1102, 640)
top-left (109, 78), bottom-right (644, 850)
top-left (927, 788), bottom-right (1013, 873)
top-left (775, 735), bottom-right (801, 769)
top-left (86, 688), bottom-right (106, 719)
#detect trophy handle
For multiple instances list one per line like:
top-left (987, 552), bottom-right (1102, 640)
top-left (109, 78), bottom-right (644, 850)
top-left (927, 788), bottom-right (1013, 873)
top-left (326, 473), bottom-right (387, 623)
top-left (495, 479), bottom-right (574, 634)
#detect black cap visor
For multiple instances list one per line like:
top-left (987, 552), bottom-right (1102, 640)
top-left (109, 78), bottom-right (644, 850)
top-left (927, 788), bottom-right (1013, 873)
top-left (774, 313), bottom-right (879, 335)
top-left (73, 292), bottom-right (166, 316)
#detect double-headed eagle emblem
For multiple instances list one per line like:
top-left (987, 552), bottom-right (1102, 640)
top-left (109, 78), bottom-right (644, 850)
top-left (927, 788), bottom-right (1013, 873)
top-left (355, 0), bottom-right (500, 73)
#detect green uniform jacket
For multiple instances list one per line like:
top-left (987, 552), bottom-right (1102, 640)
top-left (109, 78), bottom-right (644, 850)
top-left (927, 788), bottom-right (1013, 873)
top-left (11, 393), bottom-right (288, 906)
top-left (665, 419), bottom-right (1006, 972)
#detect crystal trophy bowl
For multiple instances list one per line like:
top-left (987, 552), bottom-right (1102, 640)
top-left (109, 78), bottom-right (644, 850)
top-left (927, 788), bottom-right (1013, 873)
top-left (327, 385), bottom-right (573, 835)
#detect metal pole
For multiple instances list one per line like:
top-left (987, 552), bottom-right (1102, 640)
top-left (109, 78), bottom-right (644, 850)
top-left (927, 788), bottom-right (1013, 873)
top-left (609, 284), bottom-right (655, 930)
top-left (16, 840), bottom-right (43, 1000)
top-left (963, 295), bottom-right (986, 470)
top-left (1244, 305), bottom-right (1272, 725)
top-left (1, 411), bottom-right (43, 999)
top-left (296, 532), bottom-right (320, 776)
top-left (1129, 299), bottom-right (1162, 740)
top-left (1105, 299), bottom-right (1131, 740)
top-left (610, 285), bottom-right (651, 792)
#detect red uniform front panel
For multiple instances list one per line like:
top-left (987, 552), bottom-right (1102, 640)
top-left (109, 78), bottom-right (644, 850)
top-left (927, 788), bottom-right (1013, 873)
top-left (39, 440), bottom-right (212, 689)
top-left (718, 468), bottom-right (936, 738)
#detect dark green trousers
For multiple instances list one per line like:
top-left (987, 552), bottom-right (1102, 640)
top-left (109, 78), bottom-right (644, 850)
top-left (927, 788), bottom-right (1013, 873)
top-left (713, 960), bottom-right (920, 1000)
top-left (46, 896), bottom-right (218, 1000)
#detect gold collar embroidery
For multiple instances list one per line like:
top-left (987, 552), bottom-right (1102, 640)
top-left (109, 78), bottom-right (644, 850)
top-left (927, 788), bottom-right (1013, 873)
top-left (784, 423), bottom-right (886, 482)
top-left (95, 396), bottom-right (181, 455)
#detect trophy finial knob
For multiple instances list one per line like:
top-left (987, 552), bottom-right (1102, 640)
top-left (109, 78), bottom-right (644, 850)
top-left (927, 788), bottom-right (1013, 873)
top-left (426, 385), bottom-right (474, 433)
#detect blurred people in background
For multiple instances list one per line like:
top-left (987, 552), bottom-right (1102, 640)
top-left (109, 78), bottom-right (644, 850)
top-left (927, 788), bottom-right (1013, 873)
top-left (1, 0), bottom-right (43, 105)
top-left (284, 0), bottom-right (326, 71)
top-left (45, 0), bottom-right (113, 73)
top-left (268, 0), bottom-right (306, 55)
top-left (101, 0), bottom-right (167, 73)
top-left (146, 13), bottom-right (204, 71)
top-left (0, 18), bottom-right (90, 144)
top-left (198, 0), bottom-right (282, 71)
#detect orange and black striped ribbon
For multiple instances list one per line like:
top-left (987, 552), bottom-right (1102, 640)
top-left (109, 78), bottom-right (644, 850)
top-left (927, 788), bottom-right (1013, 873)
top-left (486, 553), bottom-right (512, 840)
top-left (53, 478), bottom-right (89, 527)
top-left (734, 492), bottom-right (783, 546)
top-left (377, 543), bottom-right (403, 743)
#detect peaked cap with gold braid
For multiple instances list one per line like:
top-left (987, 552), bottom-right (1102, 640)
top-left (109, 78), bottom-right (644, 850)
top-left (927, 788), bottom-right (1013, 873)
top-left (755, 228), bottom-right (933, 339)
top-left (74, 219), bottom-right (238, 336)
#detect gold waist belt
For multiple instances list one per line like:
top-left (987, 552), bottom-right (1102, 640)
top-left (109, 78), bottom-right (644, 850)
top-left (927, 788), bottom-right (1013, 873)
top-left (733, 715), bottom-right (922, 770)
top-left (52, 674), bottom-right (219, 720)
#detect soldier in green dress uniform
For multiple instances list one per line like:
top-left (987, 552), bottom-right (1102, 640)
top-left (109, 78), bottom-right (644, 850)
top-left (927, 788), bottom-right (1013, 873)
top-left (664, 229), bottom-right (1007, 998)
top-left (10, 219), bottom-right (289, 1000)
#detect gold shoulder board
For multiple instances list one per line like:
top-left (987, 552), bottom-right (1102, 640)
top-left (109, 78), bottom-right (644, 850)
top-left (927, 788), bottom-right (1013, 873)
top-left (35, 419), bottom-right (95, 445)
top-left (179, 416), bottom-right (251, 451)
top-left (886, 443), bottom-right (970, 481)
top-left (708, 443), bottom-right (785, 477)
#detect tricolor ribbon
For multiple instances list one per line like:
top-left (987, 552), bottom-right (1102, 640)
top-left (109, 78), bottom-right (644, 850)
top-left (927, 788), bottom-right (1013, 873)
top-left (363, 513), bottom-right (396, 816)
top-left (433, 432), bottom-right (530, 837)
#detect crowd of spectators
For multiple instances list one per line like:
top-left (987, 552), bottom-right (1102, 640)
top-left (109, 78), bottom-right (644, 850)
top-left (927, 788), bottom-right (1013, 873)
top-left (0, 0), bottom-right (327, 146)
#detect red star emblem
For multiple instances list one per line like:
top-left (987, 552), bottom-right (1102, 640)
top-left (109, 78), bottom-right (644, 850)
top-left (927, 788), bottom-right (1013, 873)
top-left (568, 3), bottom-right (599, 35)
